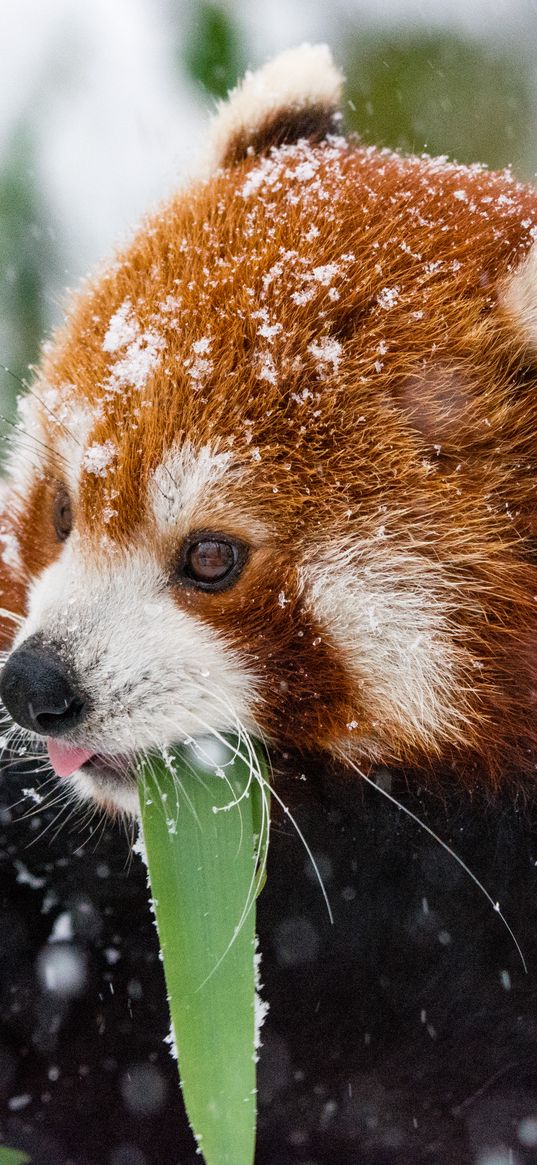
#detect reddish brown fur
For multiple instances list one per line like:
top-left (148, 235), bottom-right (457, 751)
top-left (4, 117), bottom-right (537, 785)
top-left (219, 106), bottom-right (341, 166)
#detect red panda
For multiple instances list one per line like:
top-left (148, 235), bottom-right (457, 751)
top-left (1, 41), bottom-right (537, 814)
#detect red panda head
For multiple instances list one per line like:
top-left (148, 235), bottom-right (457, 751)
top-left (2, 42), bottom-right (537, 812)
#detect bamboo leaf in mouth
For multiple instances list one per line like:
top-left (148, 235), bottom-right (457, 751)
top-left (137, 735), bottom-right (270, 1165)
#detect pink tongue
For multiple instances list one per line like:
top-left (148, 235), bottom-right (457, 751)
top-left (47, 739), bottom-right (95, 778)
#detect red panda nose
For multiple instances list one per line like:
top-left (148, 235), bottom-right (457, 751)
top-left (0, 639), bottom-right (87, 737)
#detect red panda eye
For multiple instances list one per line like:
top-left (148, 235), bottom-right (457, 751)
top-left (176, 534), bottom-right (248, 591)
top-left (53, 486), bottom-right (72, 542)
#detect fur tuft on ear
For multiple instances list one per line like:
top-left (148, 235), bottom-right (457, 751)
top-left (499, 240), bottom-right (537, 350)
top-left (207, 43), bottom-right (344, 171)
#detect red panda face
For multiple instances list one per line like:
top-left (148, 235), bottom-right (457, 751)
top-left (3, 44), bottom-right (537, 811)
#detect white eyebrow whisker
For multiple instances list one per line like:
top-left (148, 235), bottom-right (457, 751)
top-left (335, 747), bottom-right (527, 975)
top-left (0, 437), bottom-right (47, 477)
top-left (23, 386), bottom-right (83, 451)
top-left (0, 407), bottom-right (73, 470)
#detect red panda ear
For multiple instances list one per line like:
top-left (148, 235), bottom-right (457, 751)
top-left (206, 43), bottom-right (344, 171)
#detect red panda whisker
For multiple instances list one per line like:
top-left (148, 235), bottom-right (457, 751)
top-left (0, 718), bottom-right (37, 745)
top-left (161, 464), bottom-right (181, 492)
top-left (80, 801), bottom-right (109, 853)
top-left (53, 795), bottom-right (93, 844)
top-left (0, 413), bottom-right (71, 468)
top-left (22, 386), bottom-right (83, 451)
top-left (1, 365), bottom-right (26, 391)
top-left (19, 782), bottom-right (74, 823)
top-left (336, 748), bottom-right (527, 975)
top-left (26, 787), bottom-right (79, 849)
top-left (1, 769), bottom-right (55, 821)
top-left (150, 477), bottom-right (173, 506)
top-left (0, 721), bottom-right (29, 752)
top-left (59, 772), bottom-right (113, 840)
top-left (71, 799), bottom-right (100, 843)
top-left (10, 757), bottom-right (51, 775)
top-left (6, 764), bottom-right (54, 793)
top-left (0, 437), bottom-right (48, 476)
top-left (121, 805), bottom-right (138, 874)
top-left (168, 692), bottom-right (326, 925)
top-left (10, 774), bottom-right (65, 816)
top-left (159, 750), bottom-right (207, 831)
top-left (140, 752), bottom-right (174, 833)
top-left (260, 771), bottom-right (334, 926)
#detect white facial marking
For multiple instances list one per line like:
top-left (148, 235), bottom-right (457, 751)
top-left (11, 386), bottom-right (102, 501)
top-left (149, 441), bottom-right (234, 532)
top-left (3, 392), bottom-right (48, 508)
top-left (66, 768), bottom-right (139, 818)
top-left (302, 538), bottom-right (475, 753)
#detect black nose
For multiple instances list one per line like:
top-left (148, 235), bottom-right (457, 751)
top-left (0, 639), bottom-right (87, 736)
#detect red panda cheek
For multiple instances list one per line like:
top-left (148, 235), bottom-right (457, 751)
top-left (252, 617), bottom-right (359, 753)
top-left (170, 558), bottom-right (359, 753)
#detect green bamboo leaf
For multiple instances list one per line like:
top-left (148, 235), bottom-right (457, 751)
top-left (183, 2), bottom-right (246, 100)
top-left (0, 1149), bottom-right (31, 1165)
top-left (138, 736), bottom-right (270, 1165)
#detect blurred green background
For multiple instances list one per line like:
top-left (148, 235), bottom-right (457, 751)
top-left (1, 0), bottom-right (537, 437)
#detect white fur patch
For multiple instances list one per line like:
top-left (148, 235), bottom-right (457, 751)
top-left (500, 240), bottom-right (537, 349)
top-left (207, 43), bottom-right (343, 171)
top-left (66, 768), bottom-right (139, 818)
top-left (3, 392), bottom-right (48, 510)
top-left (6, 385), bottom-right (101, 504)
top-left (53, 399), bottom-right (99, 495)
top-left (15, 538), bottom-right (259, 809)
top-left (6, 381), bottom-right (118, 516)
top-left (302, 537), bottom-right (474, 754)
top-left (149, 441), bottom-right (233, 533)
